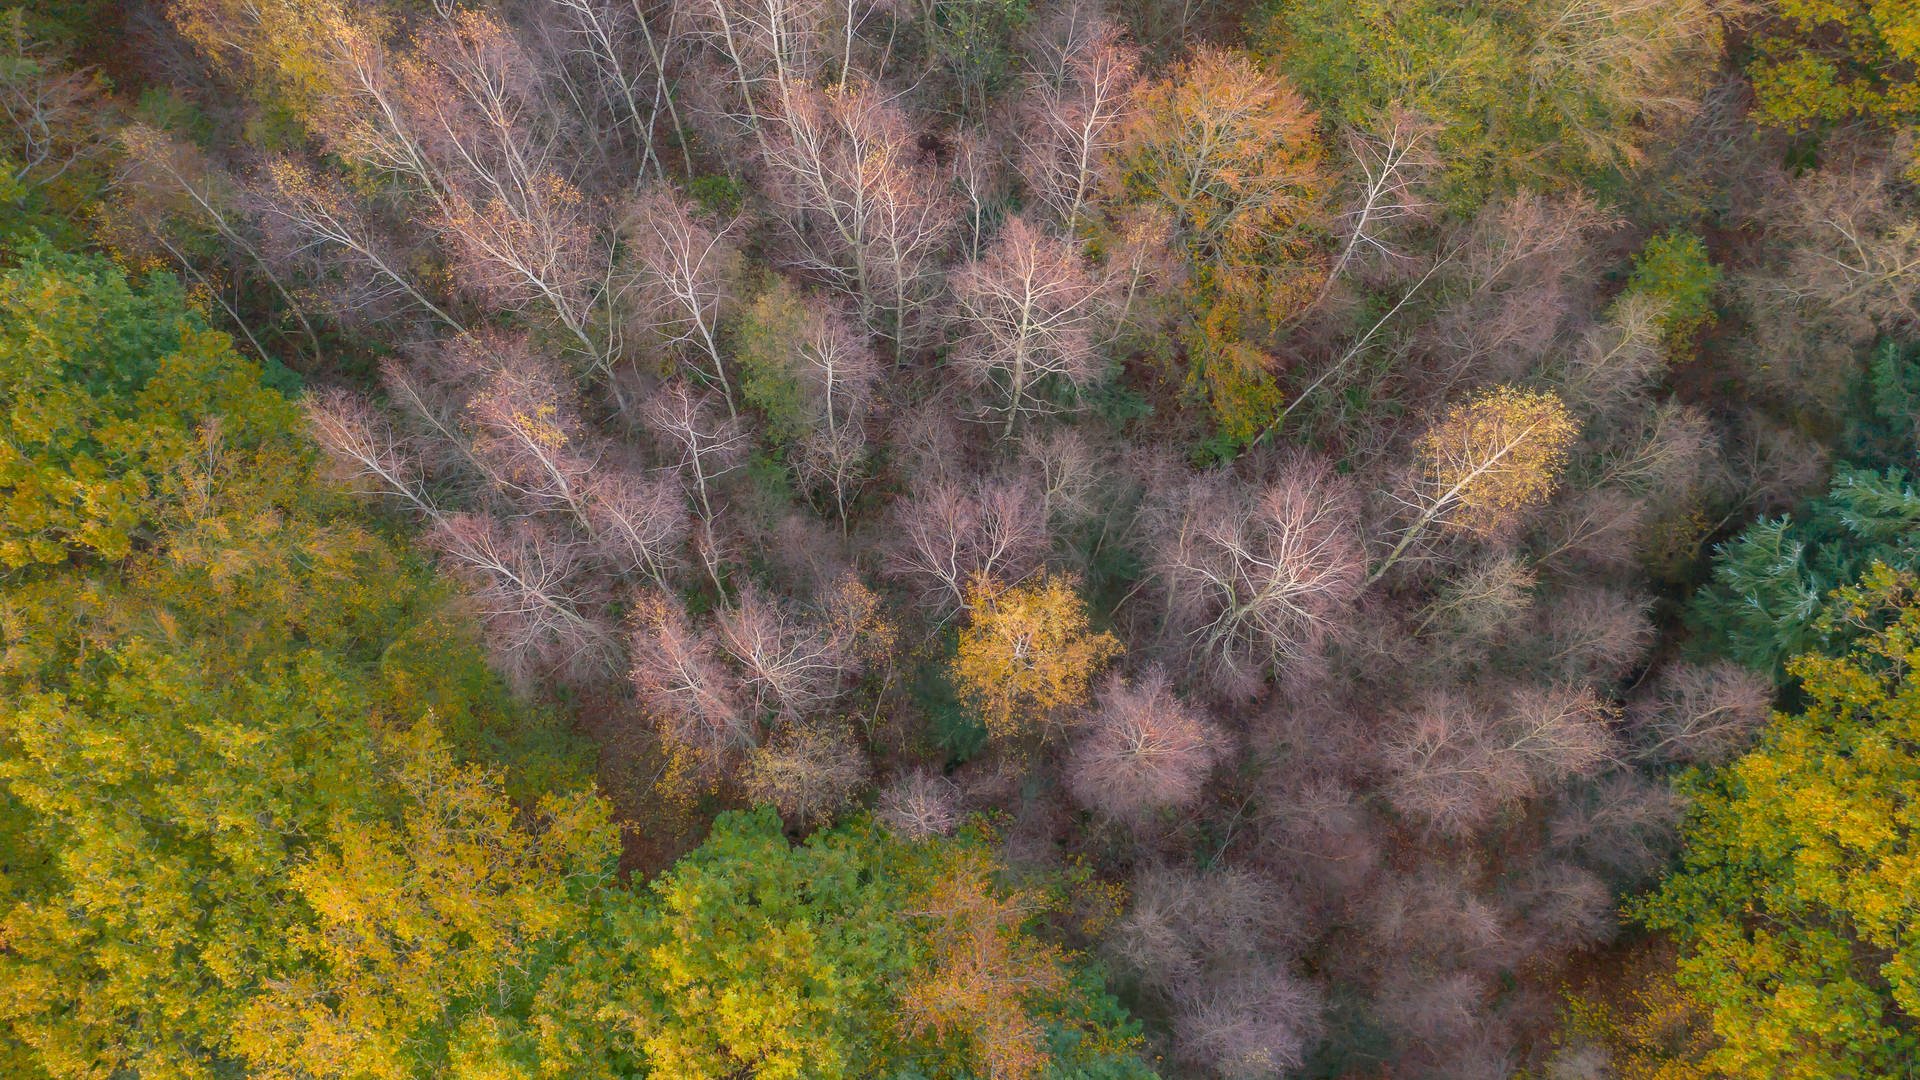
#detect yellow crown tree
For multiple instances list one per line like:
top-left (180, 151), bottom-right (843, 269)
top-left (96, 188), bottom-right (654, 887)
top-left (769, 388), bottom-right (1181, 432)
top-left (1370, 385), bottom-right (1578, 584)
top-left (951, 572), bottom-right (1122, 744)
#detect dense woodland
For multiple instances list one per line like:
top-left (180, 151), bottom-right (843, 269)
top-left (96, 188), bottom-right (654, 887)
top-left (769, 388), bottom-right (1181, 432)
top-left (3, 0), bottom-right (1920, 1076)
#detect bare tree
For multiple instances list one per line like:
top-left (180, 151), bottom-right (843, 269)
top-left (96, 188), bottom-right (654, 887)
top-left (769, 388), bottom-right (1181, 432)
top-left (1361, 868), bottom-right (1513, 970)
top-left (1015, 13), bottom-right (1138, 233)
top-left (630, 590), bottom-right (751, 770)
top-left (1067, 668), bottom-right (1222, 822)
top-left (644, 381), bottom-right (749, 590)
top-left (877, 769), bottom-right (962, 838)
top-left (1411, 554), bottom-right (1536, 649)
top-left (1419, 192), bottom-right (1612, 387)
top-left (460, 334), bottom-right (600, 522)
top-left (762, 81), bottom-right (957, 359)
top-left (428, 511), bottom-right (616, 686)
top-left (1383, 691), bottom-right (1529, 839)
top-left (625, 186), bottom-right (743, 411)
top-left (435, 178), bottom-right (614, 377)
top-left (1526, 586), bottom-right (1654, 683)
top-left (303, 387), bottom-right (435, 513)
top-left (1550, 291), bottom-right (1667, 415)
top-left (584, 468), bottom-right (688, 586)
top-left (1499, 684), bottom-right (1621, 789)
top-left (884, 475), bottom-right (1048, 615)
top-left (254, 157), bottom-right (461, 332)
top-left (1628, 660), bottom-right (1772, 765)
top-left (1547, 771), bottom-right (1681, 882)
top-left (1172, 962), bottom-right (1325, 1080)
top-left (1505, 861), bottom-right (1615, 957)
top-left (112, 126), bottom-right (322, 358)
top-left (1373, 972), bottom-right (1487, 1048)
top-left (949, 216), bottom-right (1112, 432)
top-left (385, 11), bottom-right (630, 381)
top-left (1152, 460), bottom-right (1365, 698)
top-left (1110, 865), bottom-right (1290, 991)
top-left (1021, 427), bottom-right (1104, 532)
top-left (950, 127), bottom-right (1007, 262)
top-left (788, 303), bottom-right (879, 527)
top-left (715, 585), bottom-right (850, 717)
top-left (1384, 684), bottom-right (1617, 839)
top-left (1325, 108), bottom-right (1437, 284)
top-left (535, 0), bottom-right (687, 180)
top-left (678, 0), bottom-right (826, 157)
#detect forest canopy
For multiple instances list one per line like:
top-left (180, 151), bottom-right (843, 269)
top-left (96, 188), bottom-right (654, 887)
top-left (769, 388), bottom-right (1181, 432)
top-left (3, 0), bottom-right (1920, 1076)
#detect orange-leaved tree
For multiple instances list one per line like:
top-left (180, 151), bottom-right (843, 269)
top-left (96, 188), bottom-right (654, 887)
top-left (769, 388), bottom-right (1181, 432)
top-left (1107, 46), bottom-right (1327, 445)
top-left (901, 849), bottom-right (1071, 1080)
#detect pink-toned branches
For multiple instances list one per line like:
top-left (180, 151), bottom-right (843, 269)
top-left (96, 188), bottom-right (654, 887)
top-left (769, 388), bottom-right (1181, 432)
top-left (949, 216), bottom-right (1112, 432)
top-left (537, 0), bottom-right (686, 180)
top-left (645, 380), bottom-right (748, 518)
top-left (428, 511), bottom-right (616, 686)
top-left (1015, 14), bottom-right (1138, 233)
top-left (254, 157), bottom-right (461, 331)
top-left (1383, 685), bottom-right (1619, 839)
top-left (1627, 660), bottom-right (1771, 765)
top-left (1172, 963), bottom-right (1324, 1080)
top-left (644, 381), bottom-right (748, 590)
top-left (460, 334), bottom-right (600, 521)
top-left (1066, 668), bottom-right (1222, 822)
top-left (1526, 586), bottom-right (1654, 683)
top-left (302, 387), bottom-right (434, 513)
top-left (1499, 684), bottom-right (1623, 788)
top-left (1505, 861), bottom-right (1615, 957)
top-left (386, 11), bottom-right (625, 376)
top-left (625, 186), bottom-right (743, 411)
top-left (400, 10), bottom-right (575, 201)
top-left (762, 81), bottom-right (957, 358)
top-left (304, 13), bottom-right (443, 191)
top-left (630, 590), bottom-right (751, 769)
top-left (583, 468), bottom-right (688, 587)
top-left (678, 0), bottom-right (828, 154)
top-left (1382, 691), bottom-right (1529, 839)
top-left (1326, 109), bottom-right (1437, 282)
top-left (1151, 460), bottom-right (1365, 698)
top-left (884, 475), bottom-right (1048, 615)
top-left (1547, 771), bottom-right (1681, 882)
top-left (950, 128), bottom-right (1007, 262)
top-left (436, 177), bottom-right (611, 369)
top-left (789, 303), bottom-right (879, 525)
top-left (715, 585), bottom-right (850, 717)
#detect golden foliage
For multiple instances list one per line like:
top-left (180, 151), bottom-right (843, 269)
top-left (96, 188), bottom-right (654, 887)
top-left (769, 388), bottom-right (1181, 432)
top-left (951, 572), bottom-right (1122, 743)
top-left (1557, 941), bottom-right (1718, 1080)
top-left (1417, 385), bottom-right (1578, 536)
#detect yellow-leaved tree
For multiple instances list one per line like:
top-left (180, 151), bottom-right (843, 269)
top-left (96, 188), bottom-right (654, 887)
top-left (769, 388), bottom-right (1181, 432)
top-left (230, 723), bottom-right (617, 1080)
top-left (952, 572), bottom-right (1122, 744)
top-left (1371, 385), bottom-right (1578, 583)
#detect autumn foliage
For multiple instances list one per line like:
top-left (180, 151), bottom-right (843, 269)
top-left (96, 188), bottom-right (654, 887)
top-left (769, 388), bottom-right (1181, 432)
top-left (12, 0), bottom-right (1920, 1075)
top-left (951, 572), bottom-right (1123, 743)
